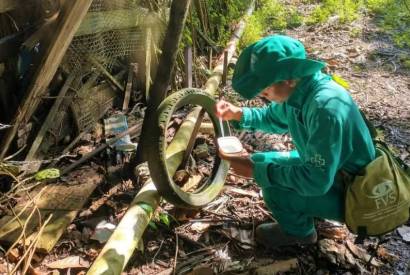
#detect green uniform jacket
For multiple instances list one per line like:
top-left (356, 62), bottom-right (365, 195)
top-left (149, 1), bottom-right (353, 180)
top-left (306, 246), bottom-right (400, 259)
top-left (233, 72), bottom-right (376, 197)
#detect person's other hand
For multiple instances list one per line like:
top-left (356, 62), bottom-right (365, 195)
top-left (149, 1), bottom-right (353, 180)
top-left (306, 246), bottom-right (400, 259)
top-left (215, 100), bottom-right (243, 121)
top-left (218, 149), bottom-right (253, 178)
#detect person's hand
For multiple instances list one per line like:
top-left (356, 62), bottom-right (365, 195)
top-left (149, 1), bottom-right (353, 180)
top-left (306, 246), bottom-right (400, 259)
top-left (215, 100), bottom-right (243, 121)
top-left (218, 149), bottom-right (253, 178)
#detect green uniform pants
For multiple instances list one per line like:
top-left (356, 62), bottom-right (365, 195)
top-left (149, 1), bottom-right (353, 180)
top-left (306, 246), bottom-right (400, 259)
top-left (260, 176), bottom-right (345, 237)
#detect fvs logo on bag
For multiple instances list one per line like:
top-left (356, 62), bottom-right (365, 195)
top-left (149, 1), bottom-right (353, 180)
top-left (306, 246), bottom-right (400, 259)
top-left (367, 181), bottom-right (397, 209)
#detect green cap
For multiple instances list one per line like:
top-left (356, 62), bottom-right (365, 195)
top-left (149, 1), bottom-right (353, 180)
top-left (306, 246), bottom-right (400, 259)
top-left (232, 35), bottom-right (326, 99)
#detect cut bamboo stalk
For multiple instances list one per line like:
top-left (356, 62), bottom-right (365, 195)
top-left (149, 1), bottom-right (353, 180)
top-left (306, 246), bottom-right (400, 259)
top-left (86, 181), bottom-right (160, 274)
top-left (86, 2), bottom-right (254, 274)
top-left (0, 0), bottom-right (93, 159)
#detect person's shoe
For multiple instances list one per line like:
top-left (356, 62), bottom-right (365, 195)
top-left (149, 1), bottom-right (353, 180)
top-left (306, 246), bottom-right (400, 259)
top-left (255, 223), bottom-right (317, 248)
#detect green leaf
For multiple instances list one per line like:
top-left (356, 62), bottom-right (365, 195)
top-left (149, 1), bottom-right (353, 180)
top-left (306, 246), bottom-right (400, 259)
top-left (159, 213), bottom-right (171, 227)
top-left (148, 221), bottom-right (158, 230)
top-left (34, 168), bottom-right (60, 181)
top-left (138, 203), bottom-right (154, 214)
top-left (332, 74), bottom-right (350, 89)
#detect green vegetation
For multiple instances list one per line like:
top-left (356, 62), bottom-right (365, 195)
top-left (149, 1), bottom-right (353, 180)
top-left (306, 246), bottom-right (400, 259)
top-left (301, 0), bottom-right (410, 49)
top-left (367, 0), bottom-right (410, 48)
top-left (178, 0), bottom-right (410, 87)
top-left (306, 0), bottom-right (363, 25)
top-left (241, 0), bottom-right (302, 48)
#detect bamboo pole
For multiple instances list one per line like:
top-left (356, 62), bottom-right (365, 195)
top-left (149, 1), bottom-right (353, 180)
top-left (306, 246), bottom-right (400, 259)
top-left (0, 0), bottom-right (93, 159)
top-left (86, 2), bottom-right (255, 274)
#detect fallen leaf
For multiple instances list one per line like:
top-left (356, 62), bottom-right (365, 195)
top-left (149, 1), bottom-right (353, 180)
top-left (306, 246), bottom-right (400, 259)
top-left (181, 175), bottom-right (202, 192)
top-left (397, 226), bottom-right (410, 242)
top-left (6, 248), bottom-right (20, 262)
top-left (90, 221), bottom-right (116, 243)
top-left (318, 226), bottom-right (348, 240)
top-left (377, 246), bottom-right (399, 263)
top-left (255, 258), bottom-right (298, 275)
top-left (190, 222), bottom-right (211, 233)
top-left (45, 256), bottom-right (90, 269)
top-left (345, 239), bottom-right (382, 266)
top-left (225, 227), bottom-right (255, 249)
top-left (224, 186), bottom-right (259, 198)
top-left (76, 145), bottom-right (94, 156)
top-left (174, 170), bottom-right (190, 185)
top-left (318, 239), bottom-right (356, 268)
top-left (172, 208), bottom-right (200, 221)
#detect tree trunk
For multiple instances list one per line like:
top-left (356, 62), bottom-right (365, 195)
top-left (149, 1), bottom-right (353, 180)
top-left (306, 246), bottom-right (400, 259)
top-left (133, 0), bottom-right (192, 164)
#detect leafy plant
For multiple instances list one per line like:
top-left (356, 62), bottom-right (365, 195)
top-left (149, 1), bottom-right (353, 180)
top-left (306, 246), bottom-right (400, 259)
top-left (367, 0), bottom-right (410, 48)
top-left (240, 0), bottom-right (302, 48)
top-left (306, 0), bottom-right (363, 25)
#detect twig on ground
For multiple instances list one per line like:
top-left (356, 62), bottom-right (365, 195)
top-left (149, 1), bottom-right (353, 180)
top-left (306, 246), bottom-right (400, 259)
top-left (188, 218), bottom-right (237, 223)
top-left (173, 232), bottom-right (179, 275)
top-left (152, 238), bottom-right (165, 265)
top-left (4, 145), bottom-right (27, 161)
top-left (255, 204), bottom-right (275, 222)
top-left (10, 214), bottom-right (53, 274)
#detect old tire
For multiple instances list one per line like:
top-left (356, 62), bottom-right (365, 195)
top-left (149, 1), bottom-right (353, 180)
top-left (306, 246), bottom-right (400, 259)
top-left (146, 88), bottom-right (229, 208)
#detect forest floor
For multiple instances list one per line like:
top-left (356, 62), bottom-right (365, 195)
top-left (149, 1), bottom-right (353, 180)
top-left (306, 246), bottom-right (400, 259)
top-left (1, 1), bottom-right (410, 275)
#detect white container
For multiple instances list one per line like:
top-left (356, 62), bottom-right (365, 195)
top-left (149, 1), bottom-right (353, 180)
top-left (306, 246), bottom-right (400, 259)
top-left (217, 136), bottom-right (243, 154)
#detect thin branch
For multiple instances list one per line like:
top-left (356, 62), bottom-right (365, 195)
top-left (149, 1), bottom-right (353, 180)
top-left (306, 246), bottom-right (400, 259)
top-left (173, 232), bottom-right (179, 275)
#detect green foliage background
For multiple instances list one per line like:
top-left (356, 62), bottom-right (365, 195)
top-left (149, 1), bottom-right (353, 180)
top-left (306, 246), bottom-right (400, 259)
top-left (176, 0), bottom-right (409, 89)
top-left (186, 0), bottom-right (410, 49)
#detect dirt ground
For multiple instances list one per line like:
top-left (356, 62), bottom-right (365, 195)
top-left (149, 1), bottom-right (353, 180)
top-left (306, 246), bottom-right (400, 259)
top-left (1, 2), bottom-right (410, 275)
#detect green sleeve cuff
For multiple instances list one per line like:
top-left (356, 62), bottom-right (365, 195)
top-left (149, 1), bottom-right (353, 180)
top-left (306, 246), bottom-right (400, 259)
top-left (252, 161), bottom-right (272, 189)
top-left (229, 107), bottom-right (252, 130)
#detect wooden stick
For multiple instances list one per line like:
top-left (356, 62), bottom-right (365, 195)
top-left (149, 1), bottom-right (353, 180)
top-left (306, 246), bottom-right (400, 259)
top-left (0, 0), bottom-right (93, 159)
top-left (222, 50), bottom-right (228, 86)
top-left (90, 57), bottom-right (125, 91)
top-left (179, 108), bottom-right (205, 170)
top-left (184, 46), bottom-right (193, 88)
top-left (173, 232), bottom-right (179, 275)
top-left (25, 73), bottom-right (76, 162)
top-left (61, 122), bottom-right (142, 175)
top-left (122, 63), bottom-right (137, 112)
top-left (208, 47), bottom-right (213, 71)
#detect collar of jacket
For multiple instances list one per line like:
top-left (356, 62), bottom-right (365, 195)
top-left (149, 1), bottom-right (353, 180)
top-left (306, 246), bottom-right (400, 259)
top-left (287, 71), bottom-right (331, 109)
